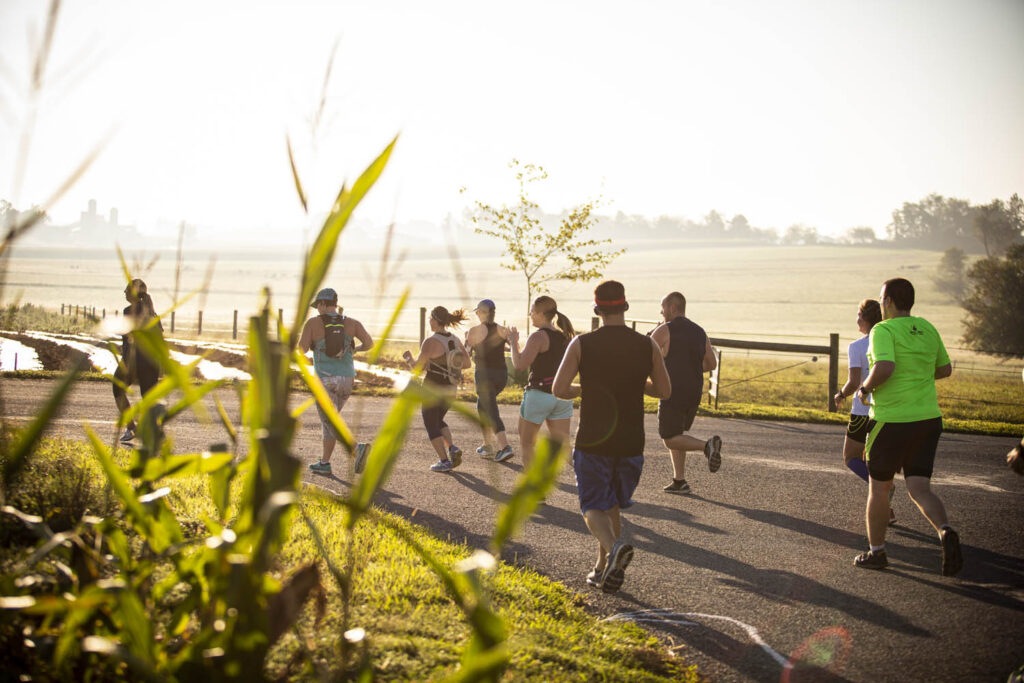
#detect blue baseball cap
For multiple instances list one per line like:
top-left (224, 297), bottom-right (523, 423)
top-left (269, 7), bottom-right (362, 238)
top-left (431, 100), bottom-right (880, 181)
top-left (475, 299), bottom-right (495, 311)
top-left (311, 288), bottom-right (338, 307)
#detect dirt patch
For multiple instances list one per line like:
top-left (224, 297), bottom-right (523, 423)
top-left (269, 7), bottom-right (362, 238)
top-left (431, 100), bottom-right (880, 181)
top-left (167, 342), bottom-right (249, 371)
top-left (4, 334), bottom-right (91, 372)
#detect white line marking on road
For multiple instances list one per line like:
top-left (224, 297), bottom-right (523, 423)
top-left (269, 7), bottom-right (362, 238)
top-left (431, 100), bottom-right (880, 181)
top-left (4, 416), bottom-right (117, 427)
top-left (605, 608), bottom-right (792, 670)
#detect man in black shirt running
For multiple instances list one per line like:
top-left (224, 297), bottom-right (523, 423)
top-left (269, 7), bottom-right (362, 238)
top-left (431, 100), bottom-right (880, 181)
top-left (650, 291), bottom-right (721, 494)
top-left (554, 280), bottom-right (671, 593)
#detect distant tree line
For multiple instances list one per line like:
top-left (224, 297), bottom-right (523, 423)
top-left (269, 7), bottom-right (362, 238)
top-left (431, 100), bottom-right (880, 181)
top-left (522, 191), bottom-right (1023, 255)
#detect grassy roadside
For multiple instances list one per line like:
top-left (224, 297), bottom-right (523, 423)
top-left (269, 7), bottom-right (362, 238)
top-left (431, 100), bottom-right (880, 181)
top-left (4, 368), bottom-right (1020, 437)
top-left (0, 435), bottom-right (695, 681)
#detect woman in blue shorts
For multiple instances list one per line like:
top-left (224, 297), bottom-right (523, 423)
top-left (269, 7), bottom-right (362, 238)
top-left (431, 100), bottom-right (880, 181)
top-left (509, 296), bottom-right (575, 468)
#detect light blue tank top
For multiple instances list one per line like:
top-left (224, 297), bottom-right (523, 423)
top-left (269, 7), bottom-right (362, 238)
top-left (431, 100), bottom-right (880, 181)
top-left (313, 331), bottom-right (355, 378)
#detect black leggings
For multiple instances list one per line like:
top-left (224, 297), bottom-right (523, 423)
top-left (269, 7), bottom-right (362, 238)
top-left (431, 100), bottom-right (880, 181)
top-left (475, 366), bottom-right (507, 433)
top-left (113, 349), bottom-right (160, 426)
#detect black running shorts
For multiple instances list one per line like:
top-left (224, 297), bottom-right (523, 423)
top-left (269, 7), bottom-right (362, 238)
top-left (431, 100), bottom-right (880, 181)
top-left (846, 413), bottom-right (871, 444)
top-left (658, 402), bottom-right (698, 439)
top-left (864, 417), bottom-right (943, 482)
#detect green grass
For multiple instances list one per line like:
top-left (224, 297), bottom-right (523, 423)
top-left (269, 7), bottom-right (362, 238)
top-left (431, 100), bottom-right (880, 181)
top-left (0, 435), bottom-right (694, 682)
top-left (1, 303), bottom-right (97, 334)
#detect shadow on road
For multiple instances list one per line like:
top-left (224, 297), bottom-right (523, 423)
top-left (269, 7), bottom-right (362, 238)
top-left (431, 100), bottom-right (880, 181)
top-left (693, 495), bottom-right (865, 549)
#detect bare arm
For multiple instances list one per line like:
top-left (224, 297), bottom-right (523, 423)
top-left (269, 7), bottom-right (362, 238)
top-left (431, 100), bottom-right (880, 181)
top-left (456, 336), bottom-right (472, 368)
top-left (645, 337), bottom-right (672, 399)
top-left (835, 366), bottom-right (862, 407)
top-left (650, 323), bottom-right (670, 357)
top-left (510, 327), bottom-right (547, 370)
top-left (935, 363), bottom-right (952, 380)
top-left (350, 319), bottom-right (373, 353)
top-left (552, 337), bottom-right (582, 400)
top-left (406, 338), bottom-right (442, 370)
top-left (298, 319), bottom-right (316, 353)
top-left (702, 336), bottom-right (717, 372)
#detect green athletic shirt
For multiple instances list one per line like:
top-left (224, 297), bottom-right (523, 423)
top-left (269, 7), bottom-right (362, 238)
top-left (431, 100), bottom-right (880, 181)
top-left (867, 316), bottom-right (950, 422)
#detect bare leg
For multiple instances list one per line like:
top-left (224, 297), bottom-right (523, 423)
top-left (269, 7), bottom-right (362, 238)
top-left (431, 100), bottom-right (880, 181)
top-left (584, 508), bottom-right (619, 571)
top-left (519, 419), bottom-right (542, 469)
top-left (429, 436), bottom-right (449, 460)
top-left (905, 475), bottom-right (950, 532)
top-left (668, 448), bottom-right (687, 480)
top-left (441, 426), bottom-right (455, 450)
top-left (842, 436), bottom-right (865, 465)
top-left (495, 430), bottom-right (509, 450)
top-left (663, 434), bottom-right (706, 480)
top-left (320, 437), bottom-right (336, 464)
top-left (545, 418), bottom-right (571, 449)
top-left (866, 477), bottom-right (893, 547)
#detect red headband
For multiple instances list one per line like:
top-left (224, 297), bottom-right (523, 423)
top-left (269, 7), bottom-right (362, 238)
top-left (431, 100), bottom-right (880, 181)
top-left (595, 297), bottom-right (625, 306)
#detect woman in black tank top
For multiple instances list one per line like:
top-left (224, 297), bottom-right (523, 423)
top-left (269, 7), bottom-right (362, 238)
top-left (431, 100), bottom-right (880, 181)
top-left (508, 296), bottom-right (576, 468)
top-left (403, 306), bottom-right (471, 473)
top-left (465, 299), bottom-right (513, 460)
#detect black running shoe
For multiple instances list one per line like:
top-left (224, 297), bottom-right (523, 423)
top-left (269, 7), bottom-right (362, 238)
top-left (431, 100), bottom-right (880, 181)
top-left (601, 542), bottom-right (634, 593)
top-left (853, 549), bottom-right (888, 570)
top-left (705, 435), bottom-right (722, 473)
top-left (663, 479), bottom-right (691, 494)
top-left (941, 528), bottom-right (963, 577)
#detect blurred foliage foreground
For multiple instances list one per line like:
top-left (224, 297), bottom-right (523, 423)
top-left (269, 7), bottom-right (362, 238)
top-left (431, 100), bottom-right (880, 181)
top-left (0, 142), bottom-right (689, 681)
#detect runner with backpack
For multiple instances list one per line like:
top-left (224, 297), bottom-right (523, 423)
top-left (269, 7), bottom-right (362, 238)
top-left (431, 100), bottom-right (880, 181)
top-left (403, 305), bottom-right (472, 473)
top-left (299, 288), bottom-right (373, 476)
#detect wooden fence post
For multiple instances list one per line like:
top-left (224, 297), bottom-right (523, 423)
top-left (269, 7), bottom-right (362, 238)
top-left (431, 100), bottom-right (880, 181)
top-left (420, 307), bottom-right (426, 344)
top-left (233, 310), bottom-right (238, 339)
top-left (828, 332), bottom-right (839, 412)
top-left (278, 308), bottom-right (283, 340)
top-left (102, 308), bottom-right (106, 319)
top-left (61, 304), bottom-right (64, 315)
top-left (170, 311), bottom-right (175, 333)
top-left (198, 310), bottom-right (203, 336)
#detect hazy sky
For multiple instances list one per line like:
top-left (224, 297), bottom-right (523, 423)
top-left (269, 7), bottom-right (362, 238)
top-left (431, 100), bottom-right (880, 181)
top-left (2, 0), bottom-right (1023, 240)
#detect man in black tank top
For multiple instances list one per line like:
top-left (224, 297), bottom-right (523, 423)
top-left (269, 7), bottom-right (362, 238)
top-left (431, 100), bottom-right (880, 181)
top-left (650, 292), bottom-right (722, 495)
top-left (553, 281), bottom-right (671, 594)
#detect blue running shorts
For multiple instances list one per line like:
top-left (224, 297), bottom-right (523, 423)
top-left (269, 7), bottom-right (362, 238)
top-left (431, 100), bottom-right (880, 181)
top-left (572, 448), bottom-right (644, 514)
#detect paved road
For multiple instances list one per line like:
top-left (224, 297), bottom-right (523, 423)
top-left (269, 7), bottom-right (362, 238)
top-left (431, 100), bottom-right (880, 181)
top-left (4, 378), bottom-right (1024, 682)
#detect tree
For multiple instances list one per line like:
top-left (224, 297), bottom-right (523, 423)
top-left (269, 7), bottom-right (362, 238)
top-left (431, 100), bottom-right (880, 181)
top-left (466, 160), bottom-right (623, 329)
top-left (845, 226), bottom-right (876, 244)
top-left (887, 193), bottom-right (975, 249)
top-left (703, 210), bottom-right (726, 234)
top-left (783, 224), bottom-right (818, 245)
top-left (961, 243), bottom-right (1024, 357)
top-left (728, 214), bottom-right (752, 236)
top-left (973, 196), bottom-right (1023, 258)
top-left (933, 246), bottom-right (967, 301)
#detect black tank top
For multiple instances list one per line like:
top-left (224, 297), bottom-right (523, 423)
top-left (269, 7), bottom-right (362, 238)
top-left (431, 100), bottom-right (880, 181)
top-left (574, 326), bottom-right (653, 459)
top-left (527, 327), bottom-right (568, 393)
top-left (472, 323), bottom-right (506, 370)
top-left (663, 316), bottom-right (707, 408)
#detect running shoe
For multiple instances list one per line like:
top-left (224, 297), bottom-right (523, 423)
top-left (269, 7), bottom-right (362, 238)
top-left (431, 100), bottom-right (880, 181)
top-left (601, 542), bottom-right (635, 593)
top-left (940, 528), bottom-right (963, 577)
top-left (430, 459), bottom-right (454, 473)
top-left (494, 446), bottom-right (515, 463)
top-left (448, 445), bottom-right (462, 468)
top-left (354, 443), bottom-right (370, 474)
top-left (309, 460), bottom-right (332, 475)
top-left (476, 445), bottom-right (495, 457)
top-left (586, 569), bottom-right (602, 588)
top-left (120, 426), bottom-right (136, 443)
top-left (663, 479), bottom-right (691, 494)
top-left (705, 435), bottom-right (722, 473)
top-left (853, 549), bottom-right (888, 570)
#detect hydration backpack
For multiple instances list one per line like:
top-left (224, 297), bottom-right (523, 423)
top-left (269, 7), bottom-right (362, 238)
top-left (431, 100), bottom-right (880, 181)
top-left (429, 334), bottom-right (464, 384)
top-left (320, 314), bottom-right (350, 358)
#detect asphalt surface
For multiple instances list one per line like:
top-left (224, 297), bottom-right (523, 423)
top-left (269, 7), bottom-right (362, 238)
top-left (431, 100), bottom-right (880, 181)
top-left (3, 378), bottom-right (1023, 682)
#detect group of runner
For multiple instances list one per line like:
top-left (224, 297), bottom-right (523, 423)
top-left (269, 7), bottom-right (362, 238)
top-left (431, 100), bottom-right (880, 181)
top-left (113, 275), bottom-right (967, 594)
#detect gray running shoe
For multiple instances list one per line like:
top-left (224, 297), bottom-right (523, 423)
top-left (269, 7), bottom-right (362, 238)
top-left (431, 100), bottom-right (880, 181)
top-left (120, 426), bottom-right (136, 443)
top-left (309, 460), bottom-right (332, 475)
top-left (663, 479), bottom-right (691, 494)
top-left (601, 542), bottom-right (635, 593)
top-left (430, 459), bottom-right (454, 473)
top-left (354, 443), bottom-right (369, 474)
top-left (705, 435), bottom-right (722, 473)
top-left (476, 445), bottom-right (495, 457)
top-left (940, 528), bottom-right (963, 576)
top-left (494, 446), bottom-right (515, 463)
top-left (586, 569), bottom-right (601, 588)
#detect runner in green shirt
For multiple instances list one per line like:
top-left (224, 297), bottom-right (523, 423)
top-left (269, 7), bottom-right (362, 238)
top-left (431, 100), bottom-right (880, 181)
top-left (853, 277), bottom-right (962, 576)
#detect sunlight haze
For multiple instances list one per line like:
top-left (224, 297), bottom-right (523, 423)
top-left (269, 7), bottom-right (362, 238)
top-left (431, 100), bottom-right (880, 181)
top-left (2, 0), bottom-right (1022, 244)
